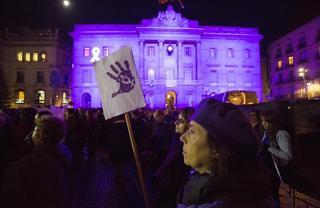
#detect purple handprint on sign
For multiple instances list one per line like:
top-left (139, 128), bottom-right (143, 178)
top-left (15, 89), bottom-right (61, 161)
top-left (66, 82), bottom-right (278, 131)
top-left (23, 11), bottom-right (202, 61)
top-left (106, 60), bottom-right (136, 98)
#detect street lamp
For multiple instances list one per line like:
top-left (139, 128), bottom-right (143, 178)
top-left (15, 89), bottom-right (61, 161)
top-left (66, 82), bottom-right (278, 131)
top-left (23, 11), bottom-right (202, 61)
top-left (298, 67), bottom-right (308, 98)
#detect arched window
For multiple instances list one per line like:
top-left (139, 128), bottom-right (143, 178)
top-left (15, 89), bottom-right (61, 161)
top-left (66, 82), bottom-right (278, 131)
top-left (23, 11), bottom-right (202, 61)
top-left (186, 92), bottom-right (195, 107)
top-left (145, 92), bottom-right (154, 109)
top-left (82, 93), bottom-right (91, 108)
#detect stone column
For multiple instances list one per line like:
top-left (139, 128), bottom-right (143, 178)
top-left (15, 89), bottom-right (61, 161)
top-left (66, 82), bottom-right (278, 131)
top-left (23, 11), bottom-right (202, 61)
top-left (177, 41), bottom-right (183, 80)
top-left (158, 41), bottom-right (164, 80)
top-left (196, 41), bottom-right (202, 80)
top-left (139, 41), bottom-right (144, 79)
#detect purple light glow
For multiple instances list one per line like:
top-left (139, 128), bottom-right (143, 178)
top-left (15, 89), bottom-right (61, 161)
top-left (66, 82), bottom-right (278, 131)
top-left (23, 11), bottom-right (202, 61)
top-left (71, 5), bottom-right (263, 108)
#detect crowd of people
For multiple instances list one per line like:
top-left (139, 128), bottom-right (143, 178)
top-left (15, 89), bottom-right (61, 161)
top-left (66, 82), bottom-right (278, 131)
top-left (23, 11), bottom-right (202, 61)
top-left (0, 98), bottom-right (299, 208)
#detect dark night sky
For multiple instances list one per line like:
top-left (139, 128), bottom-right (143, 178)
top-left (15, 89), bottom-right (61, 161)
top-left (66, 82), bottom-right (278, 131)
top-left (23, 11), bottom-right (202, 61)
top-left (1, 0), bottom-right (319, 53)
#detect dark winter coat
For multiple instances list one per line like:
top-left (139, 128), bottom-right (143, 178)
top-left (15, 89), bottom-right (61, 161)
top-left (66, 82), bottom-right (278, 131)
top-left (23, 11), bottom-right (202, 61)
top-left (0, 144), bottom-right (71, 208)
top-left (177, 163), bottom-right (277, 208)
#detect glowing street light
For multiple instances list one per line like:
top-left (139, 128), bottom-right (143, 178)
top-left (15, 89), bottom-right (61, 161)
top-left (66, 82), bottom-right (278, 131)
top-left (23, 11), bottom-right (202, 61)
top-left (298, 67), bottom-right (308, 98)
top-left (63, 0), bottom-right (70, 7)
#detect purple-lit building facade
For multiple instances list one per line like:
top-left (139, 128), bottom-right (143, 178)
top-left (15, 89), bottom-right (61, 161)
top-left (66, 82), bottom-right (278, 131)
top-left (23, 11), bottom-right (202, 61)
top-left (268, 16), bottom-right (320, 101)
top-left (71, 6), bottom-right (263, 108)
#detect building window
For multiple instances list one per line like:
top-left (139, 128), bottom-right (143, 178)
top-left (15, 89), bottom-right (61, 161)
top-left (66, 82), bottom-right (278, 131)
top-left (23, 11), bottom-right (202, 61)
top-left (275, 49), bottom-right (282, 59)
top-left (185, 70), bottom-right (192, 81)
top-left (37, 90), bottom-right (45, 104)
top-left (210, 48), bottom-right (216, 58)
top-left (166, 69), bottom-right (174, 80)
top-left (244, 49), bottom-right (250, 58)
top-left (84, 47), bottom-right (90, 57)
top-left (227, 48), bottom-right (234, 58)
top-left (33, 53), bottom-right (39, 62)
top-left (147, 46), bottom-right (155, 56)
top-left (227, 71), bottom-right (235, 83)
top-left (102, 47), bottom-right (109, 57)
top-left (82, 70), bottom-right (91, 83)
top-left (36, 71), bottom-right (44, 83)
top-left (286, 43), bottom-right (293, 54)
top-left (244, 70), bottom-right (252, 83)
top-left (16, 72), bottom-right (24, 83)
top-left (278, 74), bottom-right (283, 84)
top-left (298, 37), bottom-right (307, 49)
top-left (277, 60), bottom-right (283, 69)
top-left (62, 91), bottom-right (69, 104)
top-left (17, 51), bottom-right (23, 62)
top-left (63, 75), bottom-right (69, 86)
top-left (288, 56), bottom-right (294, 66)
top-left (186, 93), bottom-right (195, 107)
top-left (25, 53), bottom-right (31, 62)
top-left (16, 90), bottom-right (25, 104)
top-left (289, 71), bottom-right (294, 81)
top-left (209, 70), bottom-right (218, 82)
top-left (300, 51), bottom-right (308, 62)
top-left (278, 87), bottom-right (283, 96)
top-left (50, 71), bottom-right (60, 87)
top-left (148, 69), bottom-right (155, 81)
top-left (185, 47), bottom-right (192, 56)
top-left (40, 51), bottom-right (46, 61)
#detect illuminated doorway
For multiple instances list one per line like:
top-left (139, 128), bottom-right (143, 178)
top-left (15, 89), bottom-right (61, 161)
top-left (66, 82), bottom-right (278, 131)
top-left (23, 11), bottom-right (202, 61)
top-left (82, 93), bottom-right (91, 108)
top-left (165, 90), bottom-right (176, 109)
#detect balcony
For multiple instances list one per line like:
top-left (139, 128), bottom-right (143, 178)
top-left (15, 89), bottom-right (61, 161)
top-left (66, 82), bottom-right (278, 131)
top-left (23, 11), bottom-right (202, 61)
top-left (275, 66), bottom-right (283, 71)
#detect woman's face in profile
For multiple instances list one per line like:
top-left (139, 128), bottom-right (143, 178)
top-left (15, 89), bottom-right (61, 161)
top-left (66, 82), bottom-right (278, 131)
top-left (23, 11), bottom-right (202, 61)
top-left (180, 121), bottom-right (214, 173)
top-left (175, 113), bottom-right (189, 134)
top-left (261, 117), bottom-right (270, 130)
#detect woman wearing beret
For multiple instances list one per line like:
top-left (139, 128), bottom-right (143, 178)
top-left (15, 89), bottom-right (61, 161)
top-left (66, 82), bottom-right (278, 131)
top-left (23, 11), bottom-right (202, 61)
top-left (177, 98), bottom-right (276, 208)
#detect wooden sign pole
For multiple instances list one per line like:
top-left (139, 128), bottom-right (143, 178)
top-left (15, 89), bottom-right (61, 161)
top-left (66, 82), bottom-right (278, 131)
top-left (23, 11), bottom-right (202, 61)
top-left (124, 113), bottom-right (151, 208)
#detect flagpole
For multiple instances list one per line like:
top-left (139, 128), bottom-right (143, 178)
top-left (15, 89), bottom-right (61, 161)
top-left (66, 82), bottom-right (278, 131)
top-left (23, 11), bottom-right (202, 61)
top-left (124, 113), bottom-right (151, 208)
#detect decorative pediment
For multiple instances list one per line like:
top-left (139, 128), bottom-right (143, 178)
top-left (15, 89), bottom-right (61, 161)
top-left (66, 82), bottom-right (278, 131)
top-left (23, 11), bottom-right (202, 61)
top-left (150, 5), bottom-right (189, 28)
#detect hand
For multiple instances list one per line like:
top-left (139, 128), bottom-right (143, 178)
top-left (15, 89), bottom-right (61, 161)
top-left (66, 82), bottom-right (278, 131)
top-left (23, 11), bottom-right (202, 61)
top-left (106, 60), bottom-right (136, 98)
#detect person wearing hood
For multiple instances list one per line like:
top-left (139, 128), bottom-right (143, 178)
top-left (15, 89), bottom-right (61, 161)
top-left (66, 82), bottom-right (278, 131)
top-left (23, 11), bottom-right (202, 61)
top-left (177, 98), bottom-right (277, 208)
